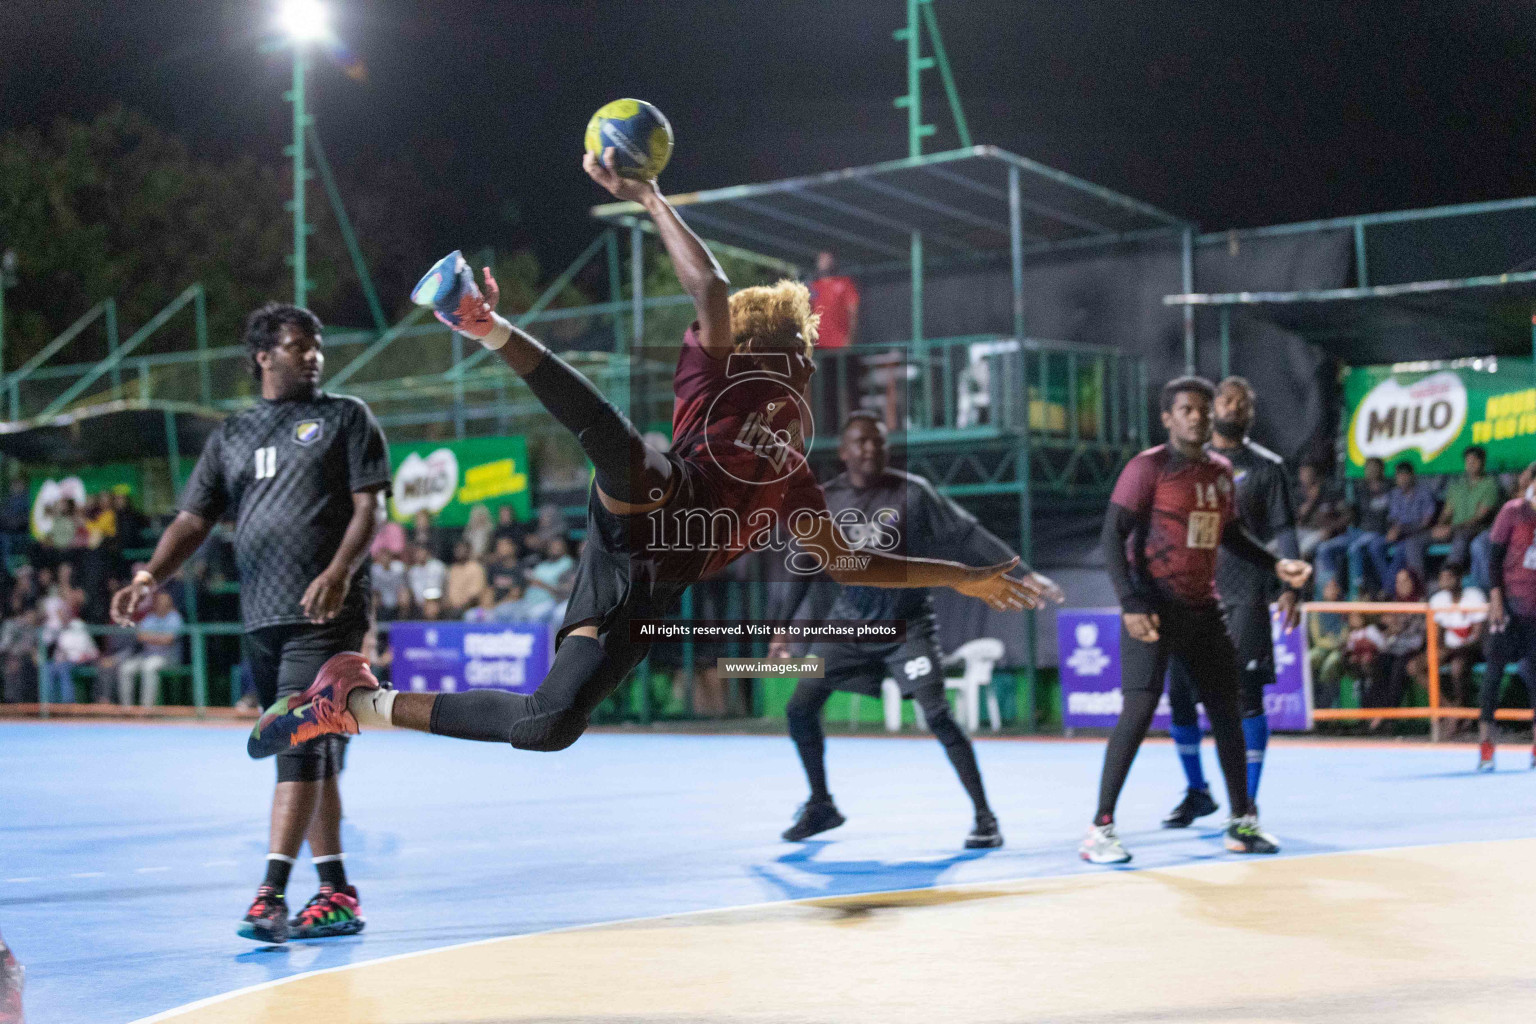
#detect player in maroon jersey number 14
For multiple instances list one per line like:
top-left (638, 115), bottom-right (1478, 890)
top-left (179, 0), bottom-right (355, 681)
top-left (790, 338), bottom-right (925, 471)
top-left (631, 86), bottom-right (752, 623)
top-left (1081, 376), bottom-right (1311, 865)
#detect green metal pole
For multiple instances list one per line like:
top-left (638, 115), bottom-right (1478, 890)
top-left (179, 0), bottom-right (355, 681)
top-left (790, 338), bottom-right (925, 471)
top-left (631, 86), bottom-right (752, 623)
top-left (105, 299), bottom-right (120, 400)
top-left (623, 223), bottom-right (642, 417)
top-left (309, 125), bottom-right (389, 333)
top-left (1181, 227), bottom-right (1195, 374)
top-left (605, 229), bottom-right (624, 355)
top-left (1353, 220), bottom-right (1369, 288)
top-left (1219, 307), bottom-right (1231, 380)
top-left (194, 285), bottom-right (211, 406)
top-left (451, 331), bottom-right (466, 438)
top-left (911, 231), bottom-right (925, 428)
top-left (919, 0), bottom-right (972, 147)
top-left (0, 277), bottom-right (5, 398)
top-left (288, 48), bottom-right (310, 307)
top-left (1009, 166), bottom-right (1025, 339)
top-left (906, 0), bottom-right (922, 158)
top-left (680, 587), bottom-right (695, 718)
top-left (191, 628), bottom-right (208, 717)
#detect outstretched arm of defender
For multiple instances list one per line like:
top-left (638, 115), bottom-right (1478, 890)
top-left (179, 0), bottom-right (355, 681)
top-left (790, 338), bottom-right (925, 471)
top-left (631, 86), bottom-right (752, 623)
top-left (583, 149), bottom-right (732, 358)
top-left (792, 514), bottom-right (1045, 611)
top-left (109, 511), bottom-right (213, 625)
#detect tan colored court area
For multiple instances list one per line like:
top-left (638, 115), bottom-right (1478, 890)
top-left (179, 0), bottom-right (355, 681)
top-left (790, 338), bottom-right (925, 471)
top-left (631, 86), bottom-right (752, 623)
top-left (159, 838), bottom-right (1536, 1024)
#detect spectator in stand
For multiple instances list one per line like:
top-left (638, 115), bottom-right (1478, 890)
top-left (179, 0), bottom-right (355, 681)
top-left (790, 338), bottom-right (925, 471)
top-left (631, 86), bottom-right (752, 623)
top-left (44, 607), bottom-right (98, 704)
top-left (370, 500), bottom-right (407, 563)
top-left (0, 599), bottom-right (39, 703)
top-left (405, 543), bottom-right (447, 614)
top-left (117, 591), bottom-right (184, 707)
top-left (1429, 563), bottom-right (1487, 718)
top-left (464, 587), bottom-right (498, 623)
top-left (419, 596), bottom-right (444, 622)
top-left (445, 541), bottom-right (487, 615)
top-left (522, 503), bottom-right (565, 560)
top-left (522, 534), bottom-right (575, 623)
top-left (492, 504), bottom-right (525, 546)
top-left (1344, 610), bottom-right (1385, 692)
top-left (111, 492), bottom-right (149, 551)
top-left (1316, 457), bottom-right (1392, 595)
top-left (485, 536), bottom-right (525, 596)
top-left (463, 504), bottom-right (495, 561)
top-left (1308, 577), bottom-right (1350, 709)
top-left (84, 494), bottom-right (117, 549)
top-left (411, 510), bottom-right (449, 563)
top-left (370, 551), bottom-right (409, 621)
top-left (1293, 464), bottom-right (1348, 561)
top-left (1364, 567), bottom-right (1427, 727)
top-left (45, 498), bottom-right (81, 552)
top-left (809, 251), bottom-right (859, 350)
top-left (92, 623), bottom-right (137, 704)
top-left (0, 479), bottom-right (30, 568)
top-left (1364, 461), bottom-right (1437, 597)
top-left (1430, 446), bottom-right (1501, 589)
top-left (493, 579), bottom-right (536, 622)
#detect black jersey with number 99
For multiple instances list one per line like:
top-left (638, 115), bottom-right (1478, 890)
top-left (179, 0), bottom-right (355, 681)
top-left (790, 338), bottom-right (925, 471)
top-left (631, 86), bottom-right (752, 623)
top-left (179, 392), bottom-right (391, 632)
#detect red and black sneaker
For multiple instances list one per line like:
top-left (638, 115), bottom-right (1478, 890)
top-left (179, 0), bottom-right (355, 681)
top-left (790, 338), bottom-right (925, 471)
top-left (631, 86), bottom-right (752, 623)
top-left (238, 885), bottom-right (289, 944)
top-left (290, 885), bottom-right (365, 939)
top-left (248, 652), bottom-right (378, 759)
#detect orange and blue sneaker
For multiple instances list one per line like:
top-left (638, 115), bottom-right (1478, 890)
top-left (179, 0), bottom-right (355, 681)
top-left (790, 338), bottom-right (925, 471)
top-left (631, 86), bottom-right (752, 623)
top-left (248, 652), bottom-right (379, 759)
top-left (237, 885), bottom-right (289, 944)
top-left (290, 885), bottom-right (365, 939)
top-left (411, 250), bottom-right (492, 335)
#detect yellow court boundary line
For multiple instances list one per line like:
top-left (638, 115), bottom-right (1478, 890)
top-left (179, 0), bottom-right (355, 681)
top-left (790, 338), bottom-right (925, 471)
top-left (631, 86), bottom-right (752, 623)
top-left (126, 833), bottom-right (1532, 1024)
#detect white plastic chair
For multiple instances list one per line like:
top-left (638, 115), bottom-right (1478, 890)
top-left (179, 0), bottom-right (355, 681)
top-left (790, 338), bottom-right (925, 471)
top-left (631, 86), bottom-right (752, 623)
top-left (877, 637), bottom-right (1005, 733)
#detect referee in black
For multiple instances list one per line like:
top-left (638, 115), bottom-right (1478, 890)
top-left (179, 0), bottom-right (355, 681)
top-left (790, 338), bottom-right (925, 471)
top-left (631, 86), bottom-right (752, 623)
top-left (1162, 376), bottom-right (1299, 828)
top-left (769, 411), bottom-right (1062, 848)
top-left (111, 302), bottom-right (390, 945)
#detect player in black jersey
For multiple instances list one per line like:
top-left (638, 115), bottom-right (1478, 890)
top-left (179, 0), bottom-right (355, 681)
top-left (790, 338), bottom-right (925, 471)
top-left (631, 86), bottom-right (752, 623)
top-left (769, 412), bottom-right (1063, 848)
top-left (1162, 377), bottom-right (1299, 828)
top-left (111, 303), bottom-right (390, 944)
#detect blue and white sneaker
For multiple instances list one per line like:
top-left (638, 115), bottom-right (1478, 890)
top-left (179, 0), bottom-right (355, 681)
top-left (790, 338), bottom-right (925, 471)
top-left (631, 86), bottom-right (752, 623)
top-left (411, 250), bottom-right (482, 330)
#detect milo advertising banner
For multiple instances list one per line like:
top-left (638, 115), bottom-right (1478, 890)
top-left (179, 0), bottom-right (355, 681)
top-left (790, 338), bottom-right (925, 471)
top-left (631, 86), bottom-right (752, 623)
top-left (388, 436), bottom-right (533, 526)
top-left (1344, 357), bottom-right (1536, 477)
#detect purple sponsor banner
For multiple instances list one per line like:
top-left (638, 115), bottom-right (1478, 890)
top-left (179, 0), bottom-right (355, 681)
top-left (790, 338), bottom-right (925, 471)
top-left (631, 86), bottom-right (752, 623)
top-left (387, 621), bottom-right (552, 695)
top-left (1057, 607), bottom-right (1311, 731)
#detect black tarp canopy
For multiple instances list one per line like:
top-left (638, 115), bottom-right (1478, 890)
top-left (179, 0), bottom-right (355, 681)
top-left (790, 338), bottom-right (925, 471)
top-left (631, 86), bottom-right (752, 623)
top-left (0, 400), bottom-right (223, 465)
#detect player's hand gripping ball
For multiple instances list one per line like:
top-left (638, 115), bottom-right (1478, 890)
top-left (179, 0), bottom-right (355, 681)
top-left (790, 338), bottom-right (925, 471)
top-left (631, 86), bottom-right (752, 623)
top-left (585, 99), bottom-right (673, 180)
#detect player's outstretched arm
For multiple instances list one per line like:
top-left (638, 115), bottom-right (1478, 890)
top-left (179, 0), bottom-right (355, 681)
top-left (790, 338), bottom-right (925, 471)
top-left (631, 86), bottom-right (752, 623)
top-left (583, 149), bottom-right (732, 358)
top-left (791, 514), bottom-right (1045, 611)
top-left (109, 511), bottom-right (212, 625)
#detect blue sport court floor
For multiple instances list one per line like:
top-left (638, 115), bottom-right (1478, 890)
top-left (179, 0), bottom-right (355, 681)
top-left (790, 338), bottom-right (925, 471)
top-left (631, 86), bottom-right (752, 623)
top-left (3, 721), bottom-right (1533, 1023)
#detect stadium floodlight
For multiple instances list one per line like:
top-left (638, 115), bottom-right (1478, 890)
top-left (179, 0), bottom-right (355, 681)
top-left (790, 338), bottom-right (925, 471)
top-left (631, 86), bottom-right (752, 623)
top-left (277, 0), bottom-right (331, 44)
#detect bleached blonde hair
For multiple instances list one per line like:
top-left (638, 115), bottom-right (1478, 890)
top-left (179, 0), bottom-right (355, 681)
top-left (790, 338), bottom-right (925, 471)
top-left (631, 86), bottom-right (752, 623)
top-left (728, 279), bottom-right (819, 359)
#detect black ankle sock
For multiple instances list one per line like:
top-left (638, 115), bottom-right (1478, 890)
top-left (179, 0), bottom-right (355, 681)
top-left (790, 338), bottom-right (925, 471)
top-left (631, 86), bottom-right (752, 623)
top-left (262, 855), bottom-right (294, 894)
top-left (314, 855), bottom-right (347, 890)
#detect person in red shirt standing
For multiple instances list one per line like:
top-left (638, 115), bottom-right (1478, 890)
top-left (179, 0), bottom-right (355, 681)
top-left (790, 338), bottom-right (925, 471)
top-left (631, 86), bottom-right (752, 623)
top-left (1081, 376), bottom-right (1311, 865)
top-left (809, 252), bottom-right (859, 351)
top-left (1478, 465), bottom-right (1536, 771)
top-left (248, 149), bottom-right (1045, 761)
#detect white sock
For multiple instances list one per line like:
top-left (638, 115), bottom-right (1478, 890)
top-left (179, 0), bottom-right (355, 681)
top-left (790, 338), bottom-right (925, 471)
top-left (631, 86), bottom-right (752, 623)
top-left (348, 687), bottom-right (397, 730)
top-left (477, 316), bottom-right (511, 351)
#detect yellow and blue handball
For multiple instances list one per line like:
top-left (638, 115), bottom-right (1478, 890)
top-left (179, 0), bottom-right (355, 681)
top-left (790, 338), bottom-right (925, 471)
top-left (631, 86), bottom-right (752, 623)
top-left (585, 99), bottom-right (673, 180)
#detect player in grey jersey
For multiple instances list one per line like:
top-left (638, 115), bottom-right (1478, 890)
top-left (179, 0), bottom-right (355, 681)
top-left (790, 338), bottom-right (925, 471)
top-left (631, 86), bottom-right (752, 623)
top-left (769, 412), bottom-right (1063, 847)
top-left (111, 303), bottom-right (389, 944)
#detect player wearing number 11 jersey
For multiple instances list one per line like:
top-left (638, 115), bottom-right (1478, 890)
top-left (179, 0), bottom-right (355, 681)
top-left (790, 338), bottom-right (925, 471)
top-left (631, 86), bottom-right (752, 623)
top-left (1080, 376), bottom-right (1311, 864)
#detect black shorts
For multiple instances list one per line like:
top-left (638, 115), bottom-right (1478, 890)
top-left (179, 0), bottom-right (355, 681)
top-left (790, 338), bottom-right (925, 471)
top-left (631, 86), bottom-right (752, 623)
top-left (806, 631), bottom-right (945, 698)
top-left (243, 618), bottom-right (367, 783)
top-left (1224, 601), bottom-right (1274, 677)
top-left (1122, 601), bottom-right (1238, 697)
top-left (560, 452), bottom-right (711, 645)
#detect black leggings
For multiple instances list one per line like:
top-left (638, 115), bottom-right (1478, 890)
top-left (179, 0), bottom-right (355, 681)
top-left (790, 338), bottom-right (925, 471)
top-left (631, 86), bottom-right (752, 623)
top-left (523, 352), bottom-right (672, 505)
top-left (785, 680), bottom-right (991, 814)
top-left (428, 629), bottom-right (650, 751)
top-left (1167, 601), bottom-right (1269, 724)
top-left (1096, 603), bottom-right (1251, 822)
top-left (1481, 615), bottom-right (1536, 726)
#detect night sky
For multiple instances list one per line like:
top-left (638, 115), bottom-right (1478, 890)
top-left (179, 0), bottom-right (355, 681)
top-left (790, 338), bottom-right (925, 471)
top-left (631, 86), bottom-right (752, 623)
top-left (5, 0), bottom-right (1536, 275)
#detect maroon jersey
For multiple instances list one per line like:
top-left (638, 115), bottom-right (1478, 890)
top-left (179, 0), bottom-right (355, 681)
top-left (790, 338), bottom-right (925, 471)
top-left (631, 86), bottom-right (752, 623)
top-left (1109, 444), bottom-right (1237, 606)
top-left (671, 325), bottom-right (826, 577)
top-left (1490, 498), bottom-right (1536, 617)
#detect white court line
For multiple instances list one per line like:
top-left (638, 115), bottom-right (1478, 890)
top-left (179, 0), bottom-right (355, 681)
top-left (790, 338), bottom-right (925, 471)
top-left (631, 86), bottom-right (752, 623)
top-left (125, 834), bottom-right (1527, 1024)
top-left (3, 878), bottom-right (39, 884)
top-left (68, 872), bottom-right (105, 879)
top-left (135, 866), bottom-right (171, 874)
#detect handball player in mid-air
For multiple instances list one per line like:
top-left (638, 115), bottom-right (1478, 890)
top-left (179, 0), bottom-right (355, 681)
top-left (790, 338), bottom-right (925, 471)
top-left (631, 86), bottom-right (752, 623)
top-left (247, 147), bottom-right (1053, 762)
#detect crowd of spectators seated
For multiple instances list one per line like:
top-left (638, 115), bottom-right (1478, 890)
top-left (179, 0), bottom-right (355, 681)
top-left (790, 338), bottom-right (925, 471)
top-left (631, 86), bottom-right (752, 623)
top-left (0, 487), bottom-right (577, 708)
top-left (1299, 445), bottom-right (1519, 731)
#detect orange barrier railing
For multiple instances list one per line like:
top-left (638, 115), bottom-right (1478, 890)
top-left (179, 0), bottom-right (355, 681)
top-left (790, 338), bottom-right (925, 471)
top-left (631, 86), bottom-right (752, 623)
top-left (1303, 600), bottom-right (1533, 741)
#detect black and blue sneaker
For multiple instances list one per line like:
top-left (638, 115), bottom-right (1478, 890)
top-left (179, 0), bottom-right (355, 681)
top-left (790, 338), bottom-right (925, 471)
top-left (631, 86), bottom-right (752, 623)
top-left (782, 799), bottom-right (845, 842)
top-left (1162, 787), bottom-right (1219, 829)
